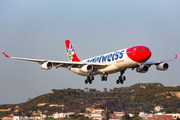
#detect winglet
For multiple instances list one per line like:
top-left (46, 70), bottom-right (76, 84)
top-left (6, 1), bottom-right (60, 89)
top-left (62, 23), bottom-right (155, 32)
top-left (174, 54), bottom-right (177, 60)
top-left (2, 52), bottom-right (10, 58)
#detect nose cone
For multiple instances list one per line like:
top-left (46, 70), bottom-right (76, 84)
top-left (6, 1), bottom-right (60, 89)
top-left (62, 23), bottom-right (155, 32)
top-left (127, 46), bottom-right (151, 63)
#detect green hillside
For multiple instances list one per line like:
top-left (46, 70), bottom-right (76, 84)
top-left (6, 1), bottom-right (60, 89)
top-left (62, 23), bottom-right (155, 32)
top-left (0, 83), bottom-right (180, 117)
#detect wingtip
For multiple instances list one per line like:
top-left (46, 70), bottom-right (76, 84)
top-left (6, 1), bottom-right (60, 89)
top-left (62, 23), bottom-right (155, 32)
top-left (174, 54), bottom-right (177, 60)
top-left (2, 52), bottom-right (10, 58)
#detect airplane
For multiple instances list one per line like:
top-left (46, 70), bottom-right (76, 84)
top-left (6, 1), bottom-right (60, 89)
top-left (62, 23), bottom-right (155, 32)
top-left (2, 40), bottom-right (177, 84)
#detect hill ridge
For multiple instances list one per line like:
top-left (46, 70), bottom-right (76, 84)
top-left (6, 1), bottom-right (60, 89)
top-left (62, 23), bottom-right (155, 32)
top-left (0, 82), bottom-right (180, 116)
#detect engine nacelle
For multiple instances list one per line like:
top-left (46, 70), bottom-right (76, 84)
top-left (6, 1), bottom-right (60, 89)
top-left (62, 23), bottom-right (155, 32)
top-left (156, 63), bottom-right (169, 71)
top-left (80, 65), bottom-right (93, 72)
top-left (136, 65), bottom-right (149, 73)
top-left (41, 62), bottom-right (53, 70)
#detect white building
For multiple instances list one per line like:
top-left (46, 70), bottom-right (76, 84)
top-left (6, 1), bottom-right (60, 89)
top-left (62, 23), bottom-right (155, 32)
top-left (139, 112), bottom-right (151, 119)
top-left (92, 108), bottom-right (104, 114)
top-left (53, 112), bottom-right (74, 119)
top-left (90, 114), bottom-right (105, 120)
top-left (40, 114), bottom-right (46, 119)
top-left (50, 104), bottom-right (58, 107)
top-left (114, 112), bottom-right (125, 118)
top-left (85, 108), bottom-right (106, 120)
top-left (154, 106), bottom-right (163, 112)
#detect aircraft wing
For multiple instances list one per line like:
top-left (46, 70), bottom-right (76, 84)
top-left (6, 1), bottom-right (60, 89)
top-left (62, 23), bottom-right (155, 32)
top-left (2, 52), bottom-right (108, 69)
top-left (143, 54), bottom-right (177, 67)
top-left (51, 60), bottom-right (108, 69)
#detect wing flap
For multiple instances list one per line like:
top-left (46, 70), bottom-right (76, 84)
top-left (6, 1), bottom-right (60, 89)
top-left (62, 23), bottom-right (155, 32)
top-left (51, 61), bottom-right (108, 69)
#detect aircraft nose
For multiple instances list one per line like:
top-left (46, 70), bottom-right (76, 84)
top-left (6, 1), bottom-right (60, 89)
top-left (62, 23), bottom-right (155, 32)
top-left (127, 46), bottom-right (151, 63)
top-left (141, 49), bottom-right (151, 62)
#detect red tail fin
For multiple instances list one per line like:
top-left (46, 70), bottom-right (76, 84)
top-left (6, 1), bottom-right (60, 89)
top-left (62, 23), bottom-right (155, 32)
top-left (65, 40), bottom-right (80, 62)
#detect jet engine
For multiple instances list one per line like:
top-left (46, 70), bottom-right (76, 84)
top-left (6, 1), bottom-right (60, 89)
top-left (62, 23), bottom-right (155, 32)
top-left (80, 65), bottom-right (93, 72)
top-left (41, 62), bottom-right (53, 70)
top-left (156, 63), bottom-right (169, 71)
top-left (136, 65), bottom-right (149, 73)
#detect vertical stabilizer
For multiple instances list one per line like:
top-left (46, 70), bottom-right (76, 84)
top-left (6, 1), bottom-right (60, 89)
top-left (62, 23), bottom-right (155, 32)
top-left (65, 40), bottom-right (81, 62)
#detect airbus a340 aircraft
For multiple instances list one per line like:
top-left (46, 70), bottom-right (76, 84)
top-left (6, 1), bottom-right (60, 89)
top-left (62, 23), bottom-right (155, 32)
top-left (3, 40), bottom-right (177, 84)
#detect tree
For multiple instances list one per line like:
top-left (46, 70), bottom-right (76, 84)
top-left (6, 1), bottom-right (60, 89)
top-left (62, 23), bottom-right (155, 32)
top-left (110, 108), bottom-right (114, 114)
top-left (84, 87), bottom-right (89, 92)
top-left (0, 111), bottom-right (9, 118)
top-left (104, 88), bottom-right (108, 92)
top-left (89, 88), bottom-right (97, 92)
top-left (86, 110), bottom-right (91, 115)
top-left (80, 109), bottom-right (85, 113)
top-left (44, 117), bottom-right (55, 120)
top-left (51, 89), bottom-right (56, 93)
top-left (173, 103), bottom-right (176, 113)
top-left (133, 109), bottom-right (138, 117)
top-left (25, 112), bottom-right (31, 118)
top-left (165, 108), bottom-right (173, 113)
top-left (95, 105), bottom-right (105, 109)
top-left (122, 112), bottom-right (130, 120)
top-left (133, 117), bottom-right (144, 120)
top-left (105, 107), bottom-right (110, 120)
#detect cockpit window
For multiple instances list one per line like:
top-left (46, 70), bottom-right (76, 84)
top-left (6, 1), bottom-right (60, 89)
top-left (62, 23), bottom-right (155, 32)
top-left (140, 48), bottom-right (149, 51)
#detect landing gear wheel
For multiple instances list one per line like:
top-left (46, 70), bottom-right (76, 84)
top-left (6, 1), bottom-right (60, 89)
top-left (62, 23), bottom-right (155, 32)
top-left (85, 79), bottom-right (88, 84)
top-left (120, 80), bottom-right (124, 84)
top-left (122, 76), bottom-right (126, 81)
top-left (116, 80), bottom-right (120, 84)
top-left (101, 76), bottom-right (104, 81)
top-left (104, 77), bottom-right (107, 81)
top-left (91, 76), bottom-right (94, 80)
top-left (85, 76), bottom-right (94, 84)
top-left (101, 74), bottom-right (108, 81)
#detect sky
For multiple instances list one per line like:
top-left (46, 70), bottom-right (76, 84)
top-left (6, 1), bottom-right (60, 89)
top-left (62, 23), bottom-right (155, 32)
top-left (0, 0), bottom-right (180, 104)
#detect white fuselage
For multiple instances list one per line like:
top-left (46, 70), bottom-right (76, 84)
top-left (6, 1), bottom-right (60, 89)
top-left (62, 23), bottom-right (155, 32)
top-left (70, 48), bottom-right (138, 76)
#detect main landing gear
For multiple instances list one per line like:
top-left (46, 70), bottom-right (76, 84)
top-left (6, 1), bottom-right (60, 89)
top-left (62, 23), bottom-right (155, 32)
top-left (85, 76), bottom-right (94, 84)
top-left (101, 74), bottom-right (108, 81)
top-left (116, 69), bottom-right (126, 84)
top-left (85, 73), bottom-right (108, 84)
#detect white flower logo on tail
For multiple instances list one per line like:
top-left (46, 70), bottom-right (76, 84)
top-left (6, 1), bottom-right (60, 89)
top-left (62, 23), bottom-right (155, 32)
top-left (67, 43), bottom-right (75, 61)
